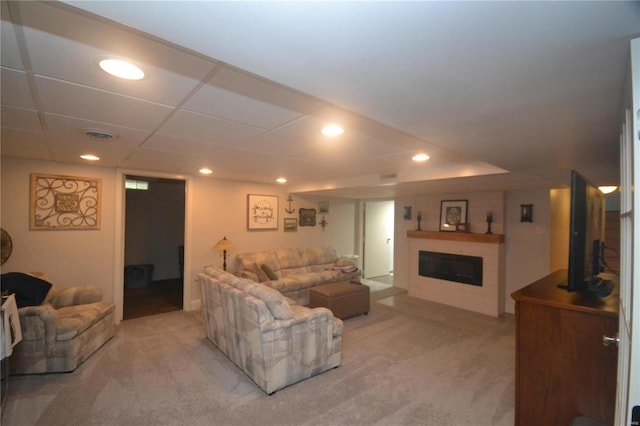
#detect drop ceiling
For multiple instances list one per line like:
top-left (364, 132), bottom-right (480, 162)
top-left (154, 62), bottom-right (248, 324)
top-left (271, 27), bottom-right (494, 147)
top-left (1, 1), bottom-right (638, 198)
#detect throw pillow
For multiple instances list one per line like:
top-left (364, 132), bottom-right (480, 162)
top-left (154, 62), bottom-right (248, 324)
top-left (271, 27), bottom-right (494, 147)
top-left (260, 264), bottom-right (278, 281)
top-left (253, 263), bottom-right (270, 282)
top-left (1, 272), bottom-right (53, 308)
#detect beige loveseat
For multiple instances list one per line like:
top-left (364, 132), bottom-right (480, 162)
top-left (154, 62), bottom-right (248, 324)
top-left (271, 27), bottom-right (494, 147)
top-left (4, 273), bottom-right (116, 374)
top-left (199, 266), bottom-right (343, 394)
top-left (231, 247), bottom-right (360, 305)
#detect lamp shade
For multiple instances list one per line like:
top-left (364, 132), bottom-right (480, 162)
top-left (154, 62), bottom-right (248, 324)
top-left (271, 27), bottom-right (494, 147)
top-left (212, 236), bottom-right (235, 252)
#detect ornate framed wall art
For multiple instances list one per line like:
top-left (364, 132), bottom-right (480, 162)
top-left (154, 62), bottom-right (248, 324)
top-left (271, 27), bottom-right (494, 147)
top-left (439, 199), bottom-right (468, 232)
top-left (299, 208), bottom-right (316, 226)
top-left (247, 194), bottom-right (278, 230)
top-left (30, 173), bottom-right (101, 230)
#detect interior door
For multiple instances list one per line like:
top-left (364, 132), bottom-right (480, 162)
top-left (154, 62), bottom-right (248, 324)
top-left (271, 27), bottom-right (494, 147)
top-left (363, 200), bottom-right (394, 279)
top-left (616, 37), bottom-right (639, 426)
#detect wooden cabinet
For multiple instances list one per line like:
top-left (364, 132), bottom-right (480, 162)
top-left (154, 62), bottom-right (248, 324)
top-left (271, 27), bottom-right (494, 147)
top-left (511, 270), bottom-right (619, 426)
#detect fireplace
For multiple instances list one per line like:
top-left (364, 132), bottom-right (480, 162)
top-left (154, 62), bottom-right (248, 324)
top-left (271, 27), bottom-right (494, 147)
top-left (418, 250), bottom-right (483, 286)
top-left (408, 232), bottom-right (505, 317)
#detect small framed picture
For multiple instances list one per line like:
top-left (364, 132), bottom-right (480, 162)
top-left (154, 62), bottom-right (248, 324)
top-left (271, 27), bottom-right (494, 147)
top-left (318, 201), bottom-right (330, 214)
top-left (439, 200), bottom-right (468, 232)
top-left (284, 218), bottom-right (297, 232)
top-left (299, 208), bottom-right (317, 227)
top-left (247, 194), bottom-right (278, 230)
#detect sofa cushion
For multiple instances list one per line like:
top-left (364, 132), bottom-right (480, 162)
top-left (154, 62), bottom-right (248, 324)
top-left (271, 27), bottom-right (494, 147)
top-left (276, 248), bottom-right (309, 269)
top-left (306, 247), bottom-right (339, 265)
top-left (55, 301), bottom-right (115, 341)
top-left (280, 266), bottom-right (311, 277)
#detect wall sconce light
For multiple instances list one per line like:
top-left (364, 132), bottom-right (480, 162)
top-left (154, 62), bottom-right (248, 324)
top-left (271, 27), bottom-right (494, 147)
top-left (404, 206), bottom-right (412, 220)
top-left (212, 236), bottom-right (235, 271)
top-left (520, 204), bottom-right (533, 223)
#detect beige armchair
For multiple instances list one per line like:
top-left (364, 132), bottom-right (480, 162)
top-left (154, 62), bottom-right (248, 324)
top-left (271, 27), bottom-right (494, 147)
top-left (11, 285), bottom-right (115, 374)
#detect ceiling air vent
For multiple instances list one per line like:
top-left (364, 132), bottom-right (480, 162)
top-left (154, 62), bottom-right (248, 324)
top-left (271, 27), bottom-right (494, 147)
top-left (380, 173), bottom-right (397, 180)
top-left (84, 129), bottom-right (115, 141)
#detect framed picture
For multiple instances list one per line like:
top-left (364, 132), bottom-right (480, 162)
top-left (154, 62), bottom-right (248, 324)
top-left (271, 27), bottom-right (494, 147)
top-left (30, 173), bottom-right (101, 230)
top-left (247, 194), bottom-right (278, 230)
top-left (318, 201), bottom-right (330, 214)
top-left (439, 200), bottom-right (468, 232)
top-left (299, 208), bottom-right (317, 227)
top-left (284, 218), bottom-right (297, 232)
top-left (403, 206), bottom-right (412, 220)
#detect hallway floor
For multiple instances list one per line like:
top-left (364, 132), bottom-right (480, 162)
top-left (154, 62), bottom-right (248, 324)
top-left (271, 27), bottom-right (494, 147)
top-left (123, 278), bottom-right (183, 320)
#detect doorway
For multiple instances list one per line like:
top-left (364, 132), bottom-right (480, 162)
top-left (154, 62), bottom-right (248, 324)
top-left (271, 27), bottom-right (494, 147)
top-left (362, 200), bottom-right (395, 288)
top-left (123, 175), bottom-right (185, 320)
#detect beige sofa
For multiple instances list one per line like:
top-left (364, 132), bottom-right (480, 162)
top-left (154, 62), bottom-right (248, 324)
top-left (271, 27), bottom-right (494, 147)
top-left (8, 277), bottom-right (116, 374)
top-left (199, 266), bottom-right (343, 394)
top-left (231, 247), bottom-right (360, 305)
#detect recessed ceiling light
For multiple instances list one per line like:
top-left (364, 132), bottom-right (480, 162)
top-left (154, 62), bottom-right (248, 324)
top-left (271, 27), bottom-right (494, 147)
top-left (99, 58), bottom-right (145, 80)
top-left (598, 185), bottom-right (617, 194)
top-left (276, 177), bottom-right (287, 184)
top-left (321, 124), bottom-right (344, 137)
top-left (412, 153), bottom-right (430, 162)
top-left (80, 154), bottom-right (100, 161)
top-left (199, 168), bottom-right (213, 175)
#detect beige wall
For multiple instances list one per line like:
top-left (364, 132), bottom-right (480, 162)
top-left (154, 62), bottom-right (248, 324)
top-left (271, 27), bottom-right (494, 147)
top-left (1, 158), bottom-right (118, 301)
top-left (1, 157), bottom-right (358, 318)
top-left (504, 189), bottom-right (553, 313)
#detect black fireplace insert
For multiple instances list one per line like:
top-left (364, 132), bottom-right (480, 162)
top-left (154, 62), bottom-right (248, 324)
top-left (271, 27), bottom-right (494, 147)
top-left (418, 250), bottom-right (483, 286)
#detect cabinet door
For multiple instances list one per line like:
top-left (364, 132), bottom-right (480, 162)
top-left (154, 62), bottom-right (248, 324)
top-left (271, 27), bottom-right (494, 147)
top-left (516, 302), bottom-right (618, 426)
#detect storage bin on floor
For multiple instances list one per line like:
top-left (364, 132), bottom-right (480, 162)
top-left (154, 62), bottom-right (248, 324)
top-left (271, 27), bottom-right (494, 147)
top-left (124, 264), bottom-right (154, 289)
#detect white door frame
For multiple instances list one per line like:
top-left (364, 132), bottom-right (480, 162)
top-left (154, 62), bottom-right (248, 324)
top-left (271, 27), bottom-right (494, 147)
top-left (113, 169), bottom-right (192, 323)
top-left (360, 199), bottom-right (395, 279)
top-left (617, 36), bottom-right (639, 426)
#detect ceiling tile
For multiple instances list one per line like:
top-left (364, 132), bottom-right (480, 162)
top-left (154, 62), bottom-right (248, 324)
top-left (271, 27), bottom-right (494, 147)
top-left (0, 3), bottom-right (24, 70)
top-left (235, 131), bottom-right (315, 156)
top-left (208, 66), bottom-right (328, 115)
top-left (143, 133), bottom-right (232, 157)
top-left (22, 26), bottom-right (214, 106)
top-left (16, 1), bottom-right (217, 87)
top-left (1, 67), bottom-right (35, 109)
top-left (183, 80), bottom-right (305, 130)
top-left (35, 76), bottom-right (173, 131)
top-left (157, 110), bottom-right (264, 147)
top-left (45, 113), bottom-right (150, 147)
top-left (1, 106), bottom-right (41, 131)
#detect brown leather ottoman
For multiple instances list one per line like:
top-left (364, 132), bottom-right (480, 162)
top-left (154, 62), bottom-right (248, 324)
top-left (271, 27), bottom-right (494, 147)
top-left (309, 282), bottom-right (370, 319)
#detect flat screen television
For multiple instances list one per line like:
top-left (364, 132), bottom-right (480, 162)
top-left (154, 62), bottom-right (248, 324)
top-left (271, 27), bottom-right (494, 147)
top-left (561, 170), bottom-right (613, 296)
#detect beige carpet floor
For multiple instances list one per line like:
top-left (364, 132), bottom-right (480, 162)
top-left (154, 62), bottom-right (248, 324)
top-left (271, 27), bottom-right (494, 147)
top-left (2, 293), bottom-right (515, 426)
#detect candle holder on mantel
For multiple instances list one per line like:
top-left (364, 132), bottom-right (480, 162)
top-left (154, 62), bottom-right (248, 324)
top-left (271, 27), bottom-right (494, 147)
top-left (486, 212), bottom-right (493, 235)
top-left (417, 212), bottom-right (422, 231)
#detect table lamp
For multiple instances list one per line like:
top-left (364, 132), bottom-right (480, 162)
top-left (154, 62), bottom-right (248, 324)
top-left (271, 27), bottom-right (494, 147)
top-left (212, 237), bottom-right (235, 271)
